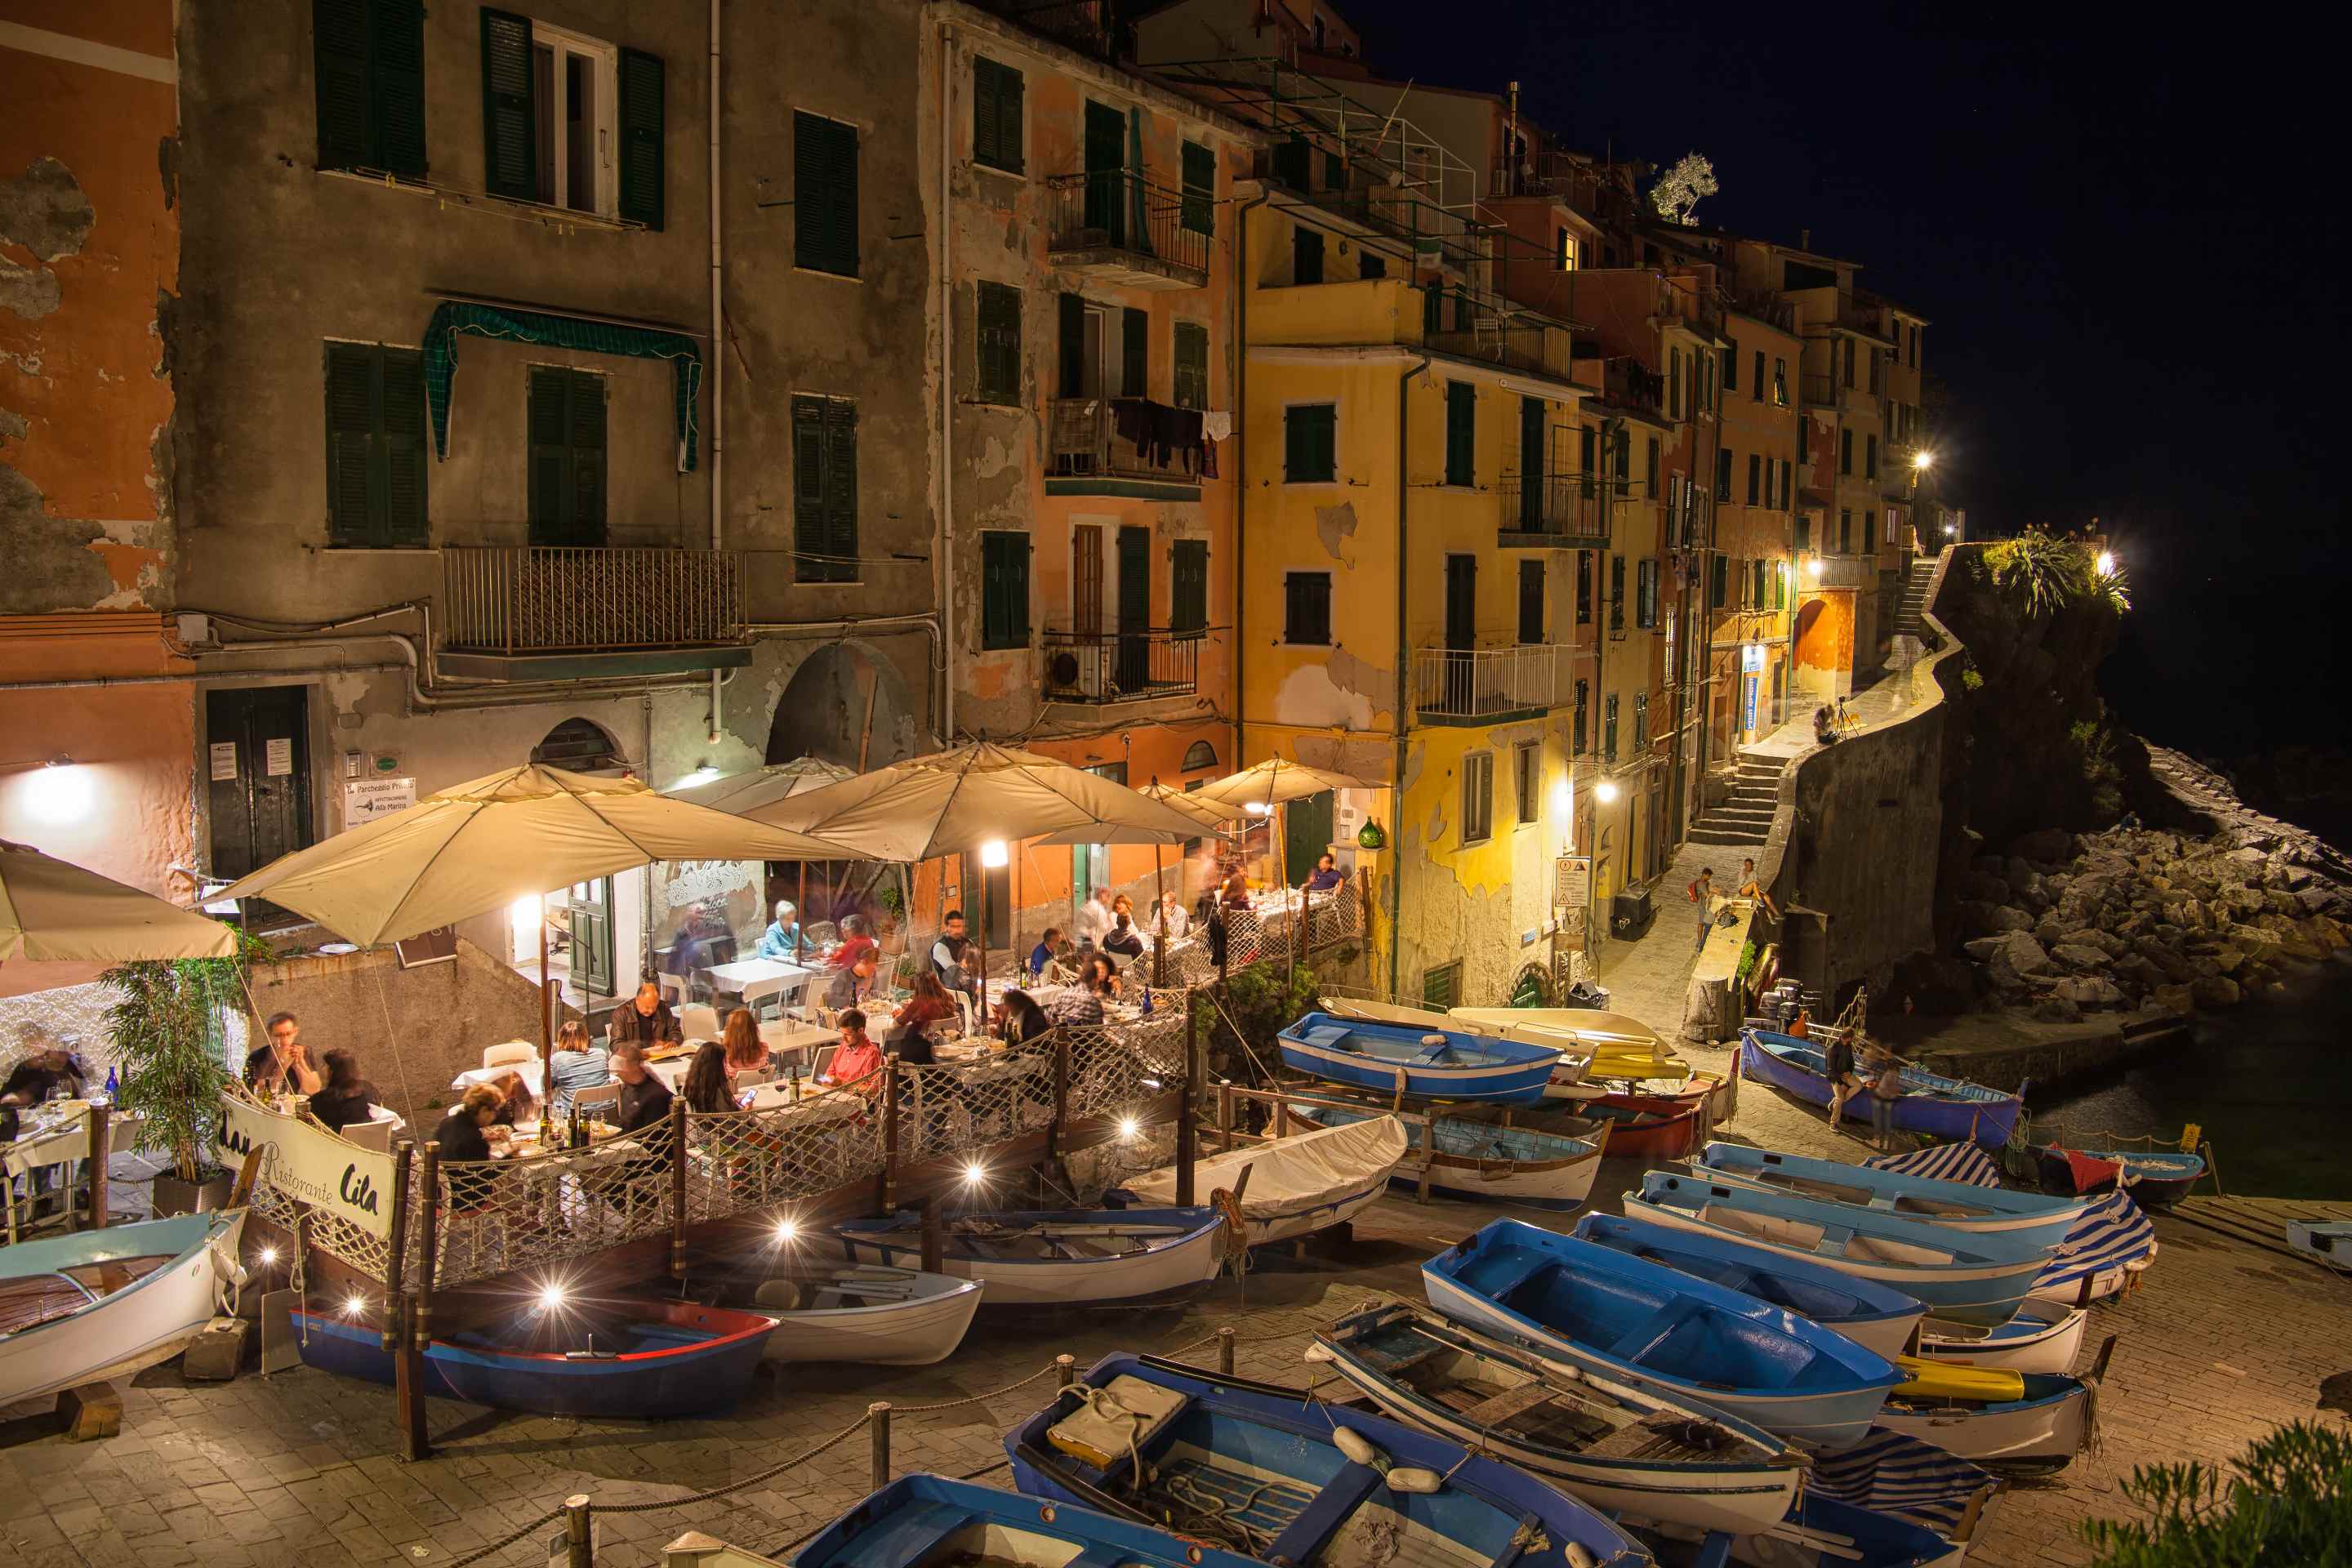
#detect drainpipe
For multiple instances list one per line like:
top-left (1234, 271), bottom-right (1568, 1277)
top-left (1388, 355), bottom-right (1429, 1003)
top-left (935, 18), bottom-right (958, 746)
top-left (1234, 185), bottom-right (1270, 770)
top-left (707, 0), bottom-right (726, 754)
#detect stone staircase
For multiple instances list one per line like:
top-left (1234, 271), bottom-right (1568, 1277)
top-left (1689, 750), bottom-right (1787, 846)
top-left (1892, 555), bottom-right (1936, 641)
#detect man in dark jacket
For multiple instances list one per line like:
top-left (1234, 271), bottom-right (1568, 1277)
top-left (609, 982), bottom-right (682, 1050)
top-left (610, 1041), bottom-right (675, 1134)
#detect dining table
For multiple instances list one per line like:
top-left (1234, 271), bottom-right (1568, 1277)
top-left (697, 956), bottom-right (822, 1012)
top-left (2, 1100), bottom-right (141, 1242)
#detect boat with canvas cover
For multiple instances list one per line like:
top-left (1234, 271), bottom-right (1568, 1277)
top-left (0, 1209), bottom-right (247, 1407)
top-left (688, 1263), bottom-right (982, 1365)
top-left (1694, 1141), bottom-right (2086, 1250)
top-left (1281, 1100), bottom-right (1603, 1209)
top-left (1909, 1305), bottom-right (2087, 1375)
top-left (1571, 1213), bottom-right (1925, 1361)
top-left (1277, 1010), bottom-right (1561, 1104)
top-left (1423, 1218), bottom-right (1902, 1450)
top-left (1740, 1030), bottom-right (2022, 1147)
top-left (1005, 1352), bottom-right (1653, 1566)
top-left (1307, 1301), bottom-right (1806, 1537)
top-left (833, 1207), bottom-right (1223, 1306)
top-left (791, 1472), bottom-right (1263, 1568)
top-left (1872, 1337), bottom-right (2114, 1473)
top-left (290, 1297), bottom-right (773, 1417)
top-left (1118, 1113), bottom-right (1405, 1245)
top-left (1624, 1172), bottom-right (2050, 1328)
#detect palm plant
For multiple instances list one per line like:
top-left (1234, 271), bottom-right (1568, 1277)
top-left (101, 924), bottom-right (270, 1183)
top-left (1984, 527), bottom-right (2092, 616)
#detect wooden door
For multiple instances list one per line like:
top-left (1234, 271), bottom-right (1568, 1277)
top-left (1283, 789), bottom-right (1334, 886)
top-left (205, 686), bottom-right (313, 884)
top-left (1072, 525), bottom-right (1104, 636)
top-left (1518, 395), bottom-right (1545, 528)
top-left (568, 876), bottom-right (614, 996)
top-left (1444, 554), bottom-right (1476, 710)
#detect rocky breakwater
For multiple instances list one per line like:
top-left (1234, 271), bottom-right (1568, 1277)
top-left (1955, 812), bottom-right (2352, 1022)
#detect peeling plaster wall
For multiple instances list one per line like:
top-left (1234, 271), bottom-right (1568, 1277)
top-left (0, 7), bottom-right (180, 614)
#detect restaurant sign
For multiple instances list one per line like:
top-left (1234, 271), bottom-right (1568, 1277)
top-left (216, 1095), bottom-right (396, 1239)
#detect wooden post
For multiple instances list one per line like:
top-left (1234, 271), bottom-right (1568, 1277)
top-left (881, 1052), bottom-right (902, 1212)
top-left (82, 1100), bottom-right (109, 1230)
top-left (1048, 1030), bottom-right (1070, 1161)
top-left (920, 1193), bottom-right (943, 1275)
top-left (563, 1496), bottom-right (592, 1568)
top-left (1151, 842), bottom-right (1169, 989)
top-left (1216, 1079), bottom-right (1233, 1151)
top-left (538, 906), bottom-right (556, 1098)
top-left (403, 1143), bottom-right (440, 1464)
top-left (381, 1140), bottom-right (412, 1350)
top-left (668, 1096), bottom-right (690, 1276)
top-left (1056, 1352), bottom-right (1076, 1387)
top-left (868, 1401), bottom-right (892, 1489)
top-left (1174, 1000), bottom-right (1198, 1206)
top-left (1218, 1326), bottom-right (1236, 1375)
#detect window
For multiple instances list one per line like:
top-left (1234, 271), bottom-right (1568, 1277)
top-left (1752, 559), bottom-right (1767, 606)
top-left (1864, 434), bottom-right (1879, 479)
top-left (1708, 552), bottom-right (1727, 608)
top-left (1842, 337), bottom-right (1855, 387)
top-left (794, 111), bottom-right (859, 277)
top-left (1668, 350), bottom-right (1682, 420)
top-left (1172, 539), bottom-right (1209, 634)
top-left (1722, 341), bottom-right (1737, 392)
top-left (1120, 307), bottom-right (1147, 398)
top-left (323, 341), bottom-right (427, 548)
top-left (1445, 381), bottom-right (1476, 487)
top-left (1293, 225), bottom-right (1324, 285)
top-left (975, 283), bottom-right (1020, 404)
top-left (1699, 349), bottom-right (1713, 412)
top-left (1461, 752), bottom-right (1494, 844)
top-left (1183, 740), bottom-right (1218, 772)
top-left (1909, 324), bottom-right (1919, 368)
top-left (1747, 452), bottom-right (1762, 506)
top-left (1714, 448), bottom-right (1732, 504)
top-left (1636, 559), bottom-right (1659, 628)
top-left (1513, 742), bottom-right (1539, 826)
top-left (1868, 348), bottom-right (1882, 394)
top-left (1772, 357), bottom-right (1788, 407)
top-left (1323, 149), bottom-right (1345, 191)
top-left (1609, 555), bottom-right (1625, 630)
top-left (1840, 429), bottom-right (1853, 475)
top-left (1796, 512), bottom-right (1812, 553)
top-left (1575, 551), bottom-right (1592, 625)
top-left (1614, 427), bottom-right (1629, 497)
top-left (526, 367), bottom-right (605, 546)
top-left (1360, 250), bottom-right (1386, 280)
top-left (1752, 349), bottom-right (1765, 402)
top-left (1172, 323), bottom-right (1208, 411)
top-left (979, 531), bottom-right (1030, 649)
top-left (314, 0), bottom-right (426, 179)
top-left (973, 58), bottom-right (1024, 173)
top-left (1838, 508), bottom-right (1852, 553)
top-left (1283, 571), bottom-right (1332, 644)
top-left (1603, 694), bottom-right (1619, 762)
top-left (1285, 403), bottom-right (1336, 482)
top-left (1777, 458), bottom-right (1791, 510)
top-left (1633, 692), bottom-right (1649, 750)
top-left (1517, 559), bottom-right (1544, 644)
top-left (1557, 229), bottom-right (1577, 271)
top-left (1863, 510), bottom-right (1877, 555)
top-left (1572, 679), bottom-right (1588, 755)
top-left (1422, 960), bottom-right (1463, 1009)
top-left (1580, 425), bottom-right (1597, 483)
top-left (791, 394), bottom-right (858, 582)
top-left (1180, 140), bottom-right (1214, 234)
top-left (481, 15), bottom-right (662, 225)
top-left (1645, 438), bottom-right (1659, 498)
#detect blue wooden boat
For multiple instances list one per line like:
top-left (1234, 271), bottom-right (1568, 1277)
top-left (288, 1298), bottom-right (773, 1418)
top-left (2029, 1142), bottom-right (2204, 1208)
top-left (1006, 1352), bottom-right (1651, 1566)
top-left (1740, 1030), bottom-right (2022, 1147)
top-left (1695, 1141), bottom-right (2086, 1250)
top-left (1277, 1009), bottom-right (1561, 1105)
top-left (1624, 1173), bottom-right (2051, 1329)
top-left (1423, 1218), bottom-right (1902, 1451)
top-left (1572, 1212), bottom-right (1926, 1361)
top-left (793, 1473), bottom-right (1264, 1568)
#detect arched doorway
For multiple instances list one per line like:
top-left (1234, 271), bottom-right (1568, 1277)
top-left (531, 715), bottom-right (626, 773)
top-left (765, 642), bottom-right (919, 772)
top-left (531, 717), bottom-right (629, 996)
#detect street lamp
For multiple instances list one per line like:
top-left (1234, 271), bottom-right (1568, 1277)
top-left (2095, 550), bottom-right (2116, 577)
top-left (1912, 449), bottom-right (1936, 472)
top-left (1595, 779), bottom-right (1619, 804)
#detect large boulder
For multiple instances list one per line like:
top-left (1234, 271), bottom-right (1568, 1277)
top-left (2051, 942), bottom-right (2111, 970)
top-left (1987, 905), bottom-right (2036, 933)
top-left (1962, 936), bottom-right (2009, 961)
top-left (2031, 994), bottom-right (2083, 1024)
top-left (2153, 983), bottom-right (2198, 1015)
top-left (1985, 931), bottom-right (2053, 989)
top-left (2190, 975), bottom-right (2243, 1009)
top-left (1958, 871), bottom-right (2012, 904)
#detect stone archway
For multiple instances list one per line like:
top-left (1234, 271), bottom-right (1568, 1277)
top-left (765, 642), bottom-right (918, 772)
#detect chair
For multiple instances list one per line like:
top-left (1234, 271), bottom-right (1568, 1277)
top-left (657, 973), bottom-right (688, 1008)
top-left (809, 1044), bottom-right (838, 1080)
top-left (569, 1084), bottom-right (621, 1119)
top-left (681, 1004), bottom-right (722, 1043)
top-left (481, 1040), bottom-right (536, 1071)
top-left (340, 1116), bottom-right (395, 1154)
top-left (804, 920), bottom-right (840, 949)
top-left (737, 1067), bottom-right (775, 1090)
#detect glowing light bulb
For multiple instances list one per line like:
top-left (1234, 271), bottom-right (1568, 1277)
top-left (1118, 1116), bottom-right (1141, 1140)
top-left (537, 1284), bottom-right (568, 1311)
top-left (775, 1218), bottom-right (801, 1245)
top-left (981, 840), bottom-right (1009, 869)
top-left (1595, 781), bottom-right (1619, 804)
top-left (963, 1160), bottom-right (987, 1185)
top-left (258, 1247), bottom-right (279, 1267)
top-left (343, 1294), bottom-right (366, 1316)
top-left (2095, 550), bottom-right (2115, 577)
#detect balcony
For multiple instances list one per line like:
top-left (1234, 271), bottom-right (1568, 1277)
top-left (1047, 396), bottom-right (1209, 499)
top-left (1799, 553), bottom-right (1877, 591)
top-left (1499, 472), bottom-right (1612, 550)
top-left (1045, 171), bottom-right (1208, 289)
top-left (971, 0), bottom-right (1123, 59)
top-left (1424, 319), bottom-right (1570, 380)
top-left (1801, 372), bottom-right (1843, 410)
top-left (1409, 643), bottom-right (1570, 725)
top-left (1040, 626), bottom-right (1201, 704)
top-left (1837, 300), bottom-right (1893, 341)
top-left (440, 546), bottom-right (750, 680)
top-left (1602, 355), bottom-right (1666, 415)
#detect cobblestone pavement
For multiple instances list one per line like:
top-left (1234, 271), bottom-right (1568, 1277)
top-left (4, 1098), bottom-right (2344, 1568)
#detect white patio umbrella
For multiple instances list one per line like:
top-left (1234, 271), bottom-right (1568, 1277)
top-left (1191, 757), bottom-right (1374, 818)
top-left (0, 839), bottom-right (235, 962)
top-left (666, 756), bottom-right (858, 961)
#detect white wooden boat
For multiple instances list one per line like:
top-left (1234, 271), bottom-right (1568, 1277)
top-left (1321, 996), bottom-right (1605, 1084)
top-left (1120, 1114), bottom-right (1405, 1245)
top-left (0, 1209), bottom-right (247, 1406)
top-left (1913, 1307), bottom-right (2087, 1376)
top-left (1873, 1339), bottom-right (2114, 1473)
top-left (1449, 1004), bottom-right (1683, 1083)
top-left (2287, 1218), bottom-right (2352, 1273)
top-left (1281, 1102), bottom-right (1602, 1209)
top-left (832, 1208), bottom-right (1223, 1307)
top-left (737, 1266), bottom-right (982, 1365)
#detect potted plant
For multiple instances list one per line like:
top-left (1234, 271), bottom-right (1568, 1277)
top-left (102, 923), bottom-right (270, 1216)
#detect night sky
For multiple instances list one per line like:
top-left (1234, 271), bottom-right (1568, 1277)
top-left (1322, 5), bottom-right (2341, 758)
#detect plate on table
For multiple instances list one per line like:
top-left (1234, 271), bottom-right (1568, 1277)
top-left (318, 942), bottom-right (359, 956)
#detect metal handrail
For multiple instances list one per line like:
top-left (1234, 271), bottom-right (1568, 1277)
top-left (1409, 643), bottom-right (1570, 719)
top-left (442, 546), bottom-right (745, 654)
top-left (1499, 471), bottom-right (1612, 545)
top-left (1047, 396), bottom-right (1211, 483)
top-left (1041, 625), bottom-right (1203, 702)
top-left (1045, 171), bottom-right (1209, 278)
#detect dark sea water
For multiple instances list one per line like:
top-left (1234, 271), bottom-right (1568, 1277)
top-left (2025, 958), bottom-right (2352, 1199)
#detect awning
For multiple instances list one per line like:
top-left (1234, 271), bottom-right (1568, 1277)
top-left (1868, 1143), bottom-right (2158, 1290)
top-left (423, 301), bottom-right (702, 471)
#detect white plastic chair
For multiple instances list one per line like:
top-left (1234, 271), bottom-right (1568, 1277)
top-left (681, 1004), bottom-right (723, 1043)
top-left (481, 1040), bottom-right (536, 1071)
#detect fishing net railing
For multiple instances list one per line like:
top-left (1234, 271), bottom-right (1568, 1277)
top-left (898, 1045), bottom-right (1057, 1161)
top-left (1063, 1022), bottom-right (1178, 1126)
top-left (1219, 888), bottom-right (1363, 971)
top-left (684, 1085), bottom-right (888, 1221)
top-left (431, 1118), bottom-right (680, 1288)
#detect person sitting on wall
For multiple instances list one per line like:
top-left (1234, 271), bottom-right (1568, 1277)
top-left (245, 1011), bottom-right (323, 1098)
top-left (755, 900), bottom-right (803, 960)
top-left (307, 1049), bottom-right (379, 1136)
top-left (610, 981), bottom-right (682, 1051)
top-left (1737, 857), bottom-right (1780, 921)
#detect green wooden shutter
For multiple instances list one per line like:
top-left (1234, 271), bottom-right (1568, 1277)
top-left (997, 65), bottom-right (1025, 174)
top-left (980, 532), bottom-right (1029, 649)
top-left (1445, 381), bottom-right (1475, 487)
top-left (1058, 292), bottom-right (1085, 396)
top-left (1172, 323), bottom-right (1206, 410)
top-left (791, 395), bottom-right (827, 581)
top-left (1172, 540), bottom-right (1207, 634)
top-left (314, 0), bottom-right (373, 172)
top-left (977, 283), bottom-right (1020, 403)
top-left (974, 60), bottom-right (1024, 173)
top-left (618, 49), bottom-right (666, 229)
top-left (1287, 405), bottom-right (1334, 482)
top-left (1313, 405), bottom-right (1336, 479)
top-left (480, 9), bottom-right (536, 201)
top-left (324, 344), bottom-right (377, 546)
top-left (372, 0), bottom-right (427, 176)
top-left (796, 114), bottom-right (859, 277)
top-left (973, 60), bottom-right (1000, 171)
top-left (823, 398), bottom-right (858, 582)
top-left (527, 368), bottom-right (571, 545)
top-left (570, 372), bottom-right (607, 546)
top-left (1180, 140), bottom-right (1213, 234)
top-left (1120, 308), bottom-right (1147, 399)
top-left (379, 348), bottom-right (427, 545)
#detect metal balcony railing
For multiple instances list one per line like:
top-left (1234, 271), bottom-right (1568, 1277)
top-left (1838, 300), bottom-right (1890, 338)
top-left (1048, 396), bottom-right (1212, 485)
top-left (443, 546), bottom-right (744, 654)
top-left (1425, 320), bottom-right (1558, 378)
top-left (1409, 643), bottom-right (1570, 721)
top-left (1499, 472), bottom-right (1612, 546)
top-left (1801, 372), bottom-right (1842, 408)
top-left (971, 0), bottom-right (1123, 58)
top-left (1604, 355), bottom-right (1666, 413)
top-left (1045, 171), bottom-right (1209, 284)
top-left (1040, 626), bottom-right (1201, 703)
top-left (1728, 288), bottom-right (1796, 332)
